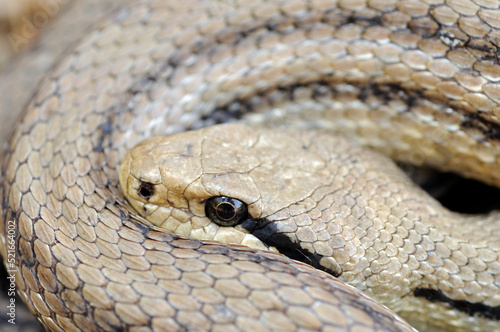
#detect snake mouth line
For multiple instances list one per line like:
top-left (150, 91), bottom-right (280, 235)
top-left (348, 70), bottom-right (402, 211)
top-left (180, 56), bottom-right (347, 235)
top-left (414, 288), bottom-right (500, 320)
top-left (241, 219), bottom-right (341, 278)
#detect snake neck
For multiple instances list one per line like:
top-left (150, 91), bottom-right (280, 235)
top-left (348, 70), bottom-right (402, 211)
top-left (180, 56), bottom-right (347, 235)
top-left (234, 135), bottom-right (500, 319)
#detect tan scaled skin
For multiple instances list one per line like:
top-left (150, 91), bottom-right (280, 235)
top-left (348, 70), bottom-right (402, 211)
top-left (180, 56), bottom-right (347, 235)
top-left (0, 0), bottom-right (129, 145)
top-left (121, 124), bottom-right (500, 332)
top-left (2, 0), bottom-right (500, 331)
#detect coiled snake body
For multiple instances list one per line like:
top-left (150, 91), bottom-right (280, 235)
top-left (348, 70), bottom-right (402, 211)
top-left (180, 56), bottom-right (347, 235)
top-left (1, 0), bottom-right (500, 331)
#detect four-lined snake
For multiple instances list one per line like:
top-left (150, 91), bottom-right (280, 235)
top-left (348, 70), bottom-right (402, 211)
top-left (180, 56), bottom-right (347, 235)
top-left (1, 0), bottom-right (500, 331)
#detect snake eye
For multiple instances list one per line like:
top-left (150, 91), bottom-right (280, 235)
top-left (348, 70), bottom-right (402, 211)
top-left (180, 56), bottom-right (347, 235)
top-left (205, 196), bottom-right (248, 226)
top-left (138, 181), bottom-right (155, 200)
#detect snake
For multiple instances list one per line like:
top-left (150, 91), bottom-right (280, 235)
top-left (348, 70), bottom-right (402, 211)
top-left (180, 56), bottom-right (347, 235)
top-left (1, 0), bottom-right (500, 331)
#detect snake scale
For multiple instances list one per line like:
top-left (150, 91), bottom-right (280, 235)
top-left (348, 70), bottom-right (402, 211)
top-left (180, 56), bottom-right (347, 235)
top-left (1, 0), bottom-right (500, 331)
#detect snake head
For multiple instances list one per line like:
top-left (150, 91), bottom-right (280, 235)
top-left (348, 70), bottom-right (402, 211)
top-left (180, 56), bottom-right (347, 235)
top-left (119, 123), bottom-right (366, 273)
top-left (119, 124), bottom-right (340, 250)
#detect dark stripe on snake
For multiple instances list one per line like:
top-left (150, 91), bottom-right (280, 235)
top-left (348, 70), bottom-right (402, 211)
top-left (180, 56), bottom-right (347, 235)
top-left (241, 219), bottom-right (342, 278)
top-left (191, 80), bottom-right (424, 129)
top-left (192, 79), bottom-right (500, 141)
top-left (461, 112), bottom-right (500, 141)
top-left (94, 116), bottom-right (113, 153)
top-left (465, 40), bottom-right (498, 62)
top-left (414, 288), bottom-right (500, 320)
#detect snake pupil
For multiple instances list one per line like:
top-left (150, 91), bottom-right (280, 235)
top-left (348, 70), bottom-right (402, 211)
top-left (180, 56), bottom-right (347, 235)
top-left (206, 196), bottom-right (248, 226)
top-left (216, 202), bottom-right (237, 220)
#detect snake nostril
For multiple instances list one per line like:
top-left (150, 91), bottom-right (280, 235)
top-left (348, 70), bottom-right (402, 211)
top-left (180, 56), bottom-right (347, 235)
top-left (138, 182), bottom-right (155, 200)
